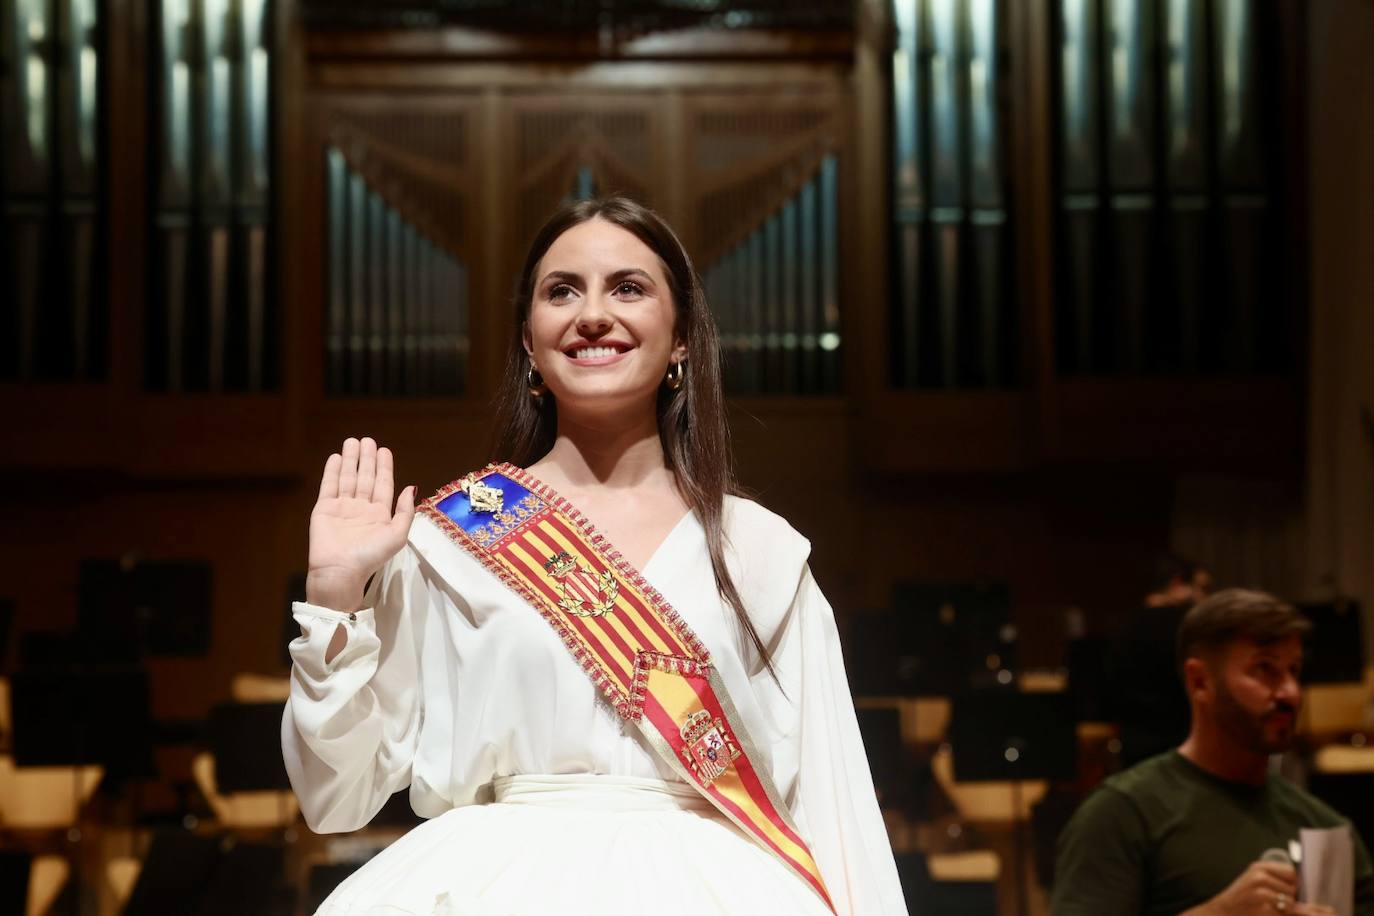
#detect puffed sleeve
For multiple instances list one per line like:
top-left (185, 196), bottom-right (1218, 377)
top-left (774, 564), bottom-right (909, 916)
top-left (281, 543), bottom-right (426, 834)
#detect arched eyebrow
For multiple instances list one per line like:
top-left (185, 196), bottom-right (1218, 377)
top-left (606, 268), bottom-right (655, 286)
top-left (536, 268), bottom-right (656, 289)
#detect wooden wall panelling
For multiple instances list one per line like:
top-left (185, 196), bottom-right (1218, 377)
top-left (1052, 376), bottom-right (1303, 473)
top-left (308, 60), bottom-right (848, 95)
top-left (303, 25), bottom-right (854, 64)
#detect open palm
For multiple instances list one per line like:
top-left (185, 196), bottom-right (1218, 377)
top-left (307, 437), bottom-right (416, 611)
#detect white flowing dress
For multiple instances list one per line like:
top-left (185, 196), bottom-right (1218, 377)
top-left (283, 494), bottom-right (907, 916)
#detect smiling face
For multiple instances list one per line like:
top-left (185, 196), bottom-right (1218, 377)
top-left (1204, 634), bottom-right (1304, 755)
top-left (523, 217), bottom-right (686, 419)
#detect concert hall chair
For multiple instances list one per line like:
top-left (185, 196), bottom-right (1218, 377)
top-left (191, 700), bottom-right (299, 831)
top-left (895, 850), bottom-right (999, 914)
top-left (191, 751), bottom-right (298, 831)
top-left (1307, 743), bottom-right (1374, 849)
top-left (106, 855), bottom-right (143, 911)
top-left (1, 850), bottom-right (70, 916)
top-left (25, 856), bottom-right (68, 916)
top-left (0, 677), bottom-right (10, 745)
top-left (853, 697), bottom-right (953, 746)
top-left (929, 744), bottom-right (1049, 823)
top-left (230, 672), bottom-right (290, 704)
top-left (0, 755), bottom-right (103, 829)
top-left (1300, 666), bottom-right (1374, 736)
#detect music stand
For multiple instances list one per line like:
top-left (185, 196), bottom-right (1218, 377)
top-left (122, 830), bottom-right (221, 915)
top-left (197, 840), bottom-right (292, 916)
top-left (123, 828), bottom-right (295, 916)
top-left (10, 667), bottom-right (154, 775)
top-left (77, 558), bottom-right (213, 660)
top-left (894, 850), bottom-right (998, 914)
top-left (208, 703), bottom-right (293, 794)
top-left (948, 691), bottom-right (1076, 916)
top-left (1301, 599), bottom-right (1366, 685)
top-left (0, 850), bottom-right (31, 916)
top-left (0, 597), bottom-right (13, 672)
top-left (856, 706), bottom-right (905, 808)
top-left (1065, 635), bottom-right (1112, 722)
top-left (893, 582), bottom-right (1017, 693)
top-left (844, 611), bottom-right (928, 696)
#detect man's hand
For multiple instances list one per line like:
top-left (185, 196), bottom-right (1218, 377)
top-left (1182, 860), bottom-right (1337, 915)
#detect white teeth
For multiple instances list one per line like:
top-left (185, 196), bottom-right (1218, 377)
top-left (573, 346), bottom-right (620, 360)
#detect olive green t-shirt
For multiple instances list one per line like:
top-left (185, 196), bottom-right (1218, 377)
top-left (1051, 752), bottom-right (1374, 916)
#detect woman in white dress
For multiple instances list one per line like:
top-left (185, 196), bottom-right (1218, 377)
top-left (283, 197), bottom-right (907, 915)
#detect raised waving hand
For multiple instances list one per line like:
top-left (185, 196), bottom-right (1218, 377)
top-left (306, 437), bottom-right (416, 614)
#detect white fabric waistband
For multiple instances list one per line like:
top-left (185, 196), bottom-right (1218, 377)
top-left (491, 774), bottom-right (713, 813)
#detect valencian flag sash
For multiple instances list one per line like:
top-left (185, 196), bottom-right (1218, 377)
top-left (419, 463), bottom-right (835, 912)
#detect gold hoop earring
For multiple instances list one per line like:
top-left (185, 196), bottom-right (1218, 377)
top-left (527, 365), bottom-right (547, 398)
top-left (665, 360), bottom-right (685, 391)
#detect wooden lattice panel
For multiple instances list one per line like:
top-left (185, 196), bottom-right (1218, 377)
top-left (688, 95), bottom-right (844, 263)
top-left (694, 108), bottom-right (833, 174)
top-left (511, 100), bottom-right (658, 250)
top-left (326, 99), bottom-right (475, 257)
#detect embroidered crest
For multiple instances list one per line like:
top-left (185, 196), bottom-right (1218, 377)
top-left (457, 472), bottom-right (505, 514)
top-left (679, 708), bottom-right (741, 786)
top-left (467, 480), bottom-right (504, 514)
top-left (544, 551), bottom-right (619, 618)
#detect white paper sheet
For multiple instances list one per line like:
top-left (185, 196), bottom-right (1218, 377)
top-left (1301, 825), bottom-right (1355, 916)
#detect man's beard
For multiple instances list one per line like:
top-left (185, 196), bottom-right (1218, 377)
top-left (1214, 681), bottom-right (1298, 755)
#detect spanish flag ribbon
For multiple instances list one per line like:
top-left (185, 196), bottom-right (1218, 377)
top-left (421, 463), bottom-right (835, 912)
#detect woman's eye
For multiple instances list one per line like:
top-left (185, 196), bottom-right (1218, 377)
top-left (615, 280), bottom-right (644, 297)
top-left (548, 284), bottom-right (574, 302)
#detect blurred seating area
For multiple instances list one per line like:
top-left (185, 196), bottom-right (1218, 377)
top-left (844, 584), bottom-right (1374, 915)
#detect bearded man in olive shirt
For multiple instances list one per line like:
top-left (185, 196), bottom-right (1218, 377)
top-left (1053, 589), bottom-right (1374, 916)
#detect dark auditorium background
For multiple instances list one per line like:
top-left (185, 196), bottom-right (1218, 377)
top-left (1, 0), bottom-right (1372, 913)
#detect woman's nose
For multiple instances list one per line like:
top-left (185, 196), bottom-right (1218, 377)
top-left (575, 297), bottom-right (613, 336)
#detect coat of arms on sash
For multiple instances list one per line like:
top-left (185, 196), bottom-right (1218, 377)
top-left (544, 551), bottom-right (619, 618)
top-left (679, 709), bottom-right (741, 786)
top-left (465, 479), bottom-right (504, 514)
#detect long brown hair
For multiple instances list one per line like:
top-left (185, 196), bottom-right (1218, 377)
top-left (490, 197), bottom-right (775, 678)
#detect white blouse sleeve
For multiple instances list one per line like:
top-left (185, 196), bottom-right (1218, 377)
top-left (776, 564), bottom-right (908, 916)
top-left (281, 544), bottom-right (426, 834)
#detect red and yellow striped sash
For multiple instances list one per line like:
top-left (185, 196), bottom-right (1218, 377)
top-left (420, 463), bottom-right (834, 912)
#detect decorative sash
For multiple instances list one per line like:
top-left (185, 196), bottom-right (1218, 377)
top-left (419, 463), bottom-right (835, 912)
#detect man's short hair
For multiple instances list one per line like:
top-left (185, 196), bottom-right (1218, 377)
top-left (1175, 588), bottom-right (1310, 674)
